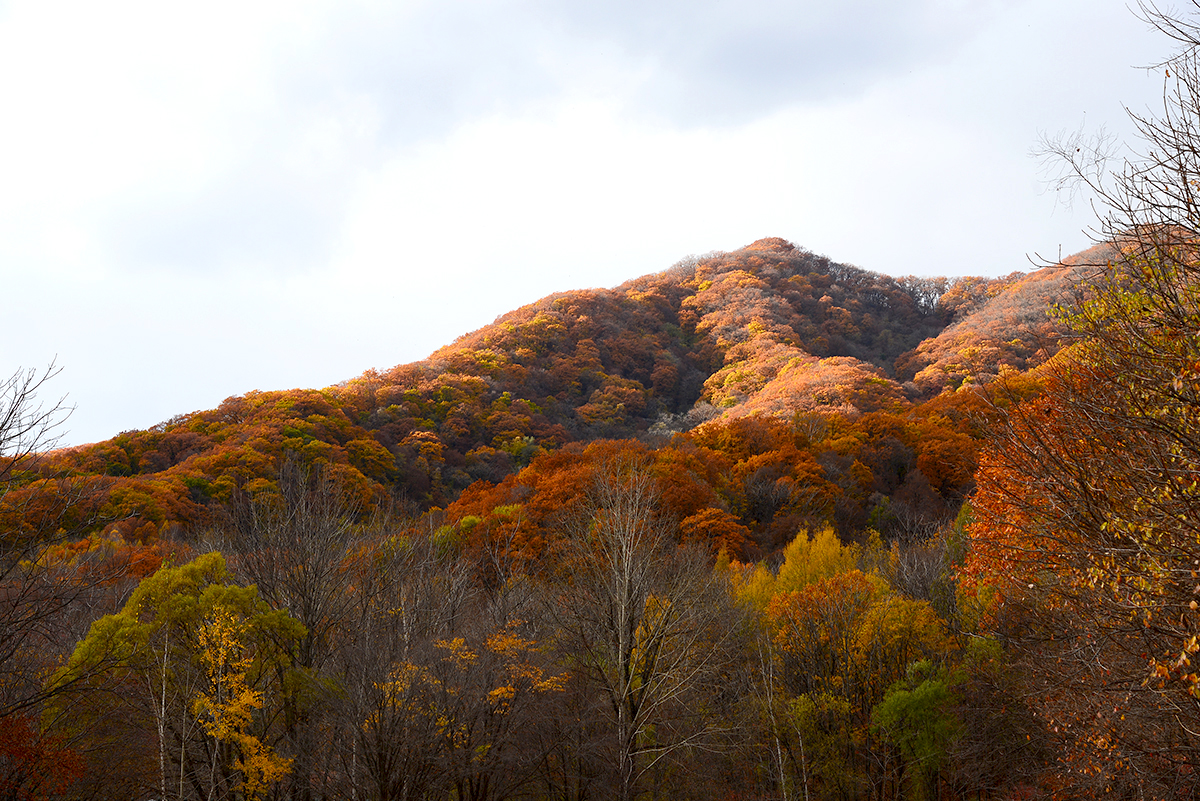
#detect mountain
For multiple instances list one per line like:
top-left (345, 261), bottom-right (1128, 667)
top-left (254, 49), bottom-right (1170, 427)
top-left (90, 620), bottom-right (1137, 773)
top-left (356, 236), bottom-right (959, 457)
top-left (14, 237), bottom-right (1094, 554)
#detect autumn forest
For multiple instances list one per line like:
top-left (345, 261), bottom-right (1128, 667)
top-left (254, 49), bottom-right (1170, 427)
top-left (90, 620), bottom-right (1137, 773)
top-left (9, 11), bottom-right (1200, 800)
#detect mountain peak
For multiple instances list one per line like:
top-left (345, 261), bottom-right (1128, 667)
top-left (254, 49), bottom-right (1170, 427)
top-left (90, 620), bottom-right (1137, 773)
top-left (742, 237), bottom-right (796, 253)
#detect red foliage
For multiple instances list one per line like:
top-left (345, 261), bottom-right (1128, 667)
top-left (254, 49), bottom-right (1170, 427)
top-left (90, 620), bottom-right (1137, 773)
top-left (678, 507), bottom-right (751, 559)
top-left (0, 714), bottom-right (82, 801)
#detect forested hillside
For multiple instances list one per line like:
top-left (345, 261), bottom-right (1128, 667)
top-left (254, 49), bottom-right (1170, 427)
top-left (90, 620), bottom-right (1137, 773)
top-left (15, 0), bottom-right (1200, 794)
top-left (5, 236), bottom-right (1069, 551)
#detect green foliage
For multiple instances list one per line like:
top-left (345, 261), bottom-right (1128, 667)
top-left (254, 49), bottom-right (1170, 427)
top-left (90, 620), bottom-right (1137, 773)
top-left (787, 692), bottom-right (860, 796)
top-left (872, 661), bottom-right (960, 800)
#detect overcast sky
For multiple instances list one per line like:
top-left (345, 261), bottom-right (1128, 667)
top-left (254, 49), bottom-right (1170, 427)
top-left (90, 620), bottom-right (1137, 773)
top-left (0, 0), bottom-right (1171, 446)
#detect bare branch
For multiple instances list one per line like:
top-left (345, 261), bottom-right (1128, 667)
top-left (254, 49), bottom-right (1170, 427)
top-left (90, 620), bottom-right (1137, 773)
top-left (0, 360), bottom-right (72, 488)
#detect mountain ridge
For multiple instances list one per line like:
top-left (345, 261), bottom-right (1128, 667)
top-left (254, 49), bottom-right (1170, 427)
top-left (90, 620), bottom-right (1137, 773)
top-left (14, 236), bottom-right (1094, 551)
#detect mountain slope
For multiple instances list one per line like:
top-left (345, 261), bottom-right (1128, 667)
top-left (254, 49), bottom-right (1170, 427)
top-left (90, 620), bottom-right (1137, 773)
top-left (364, 237), bottom-right (951, 449)
top-left (896, 242), bottom-right (1116, 393)
top-left (21, 237), bottom-right (1091, 543)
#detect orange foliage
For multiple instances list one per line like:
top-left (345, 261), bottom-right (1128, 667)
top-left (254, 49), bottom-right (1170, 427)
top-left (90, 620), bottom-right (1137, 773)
top-left (894, 250), bottom-right (1111, 395)
top-left (678, 507), bottom-right (751, 559)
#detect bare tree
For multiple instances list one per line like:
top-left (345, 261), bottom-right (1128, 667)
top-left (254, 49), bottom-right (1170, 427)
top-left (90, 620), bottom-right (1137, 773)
top-left (331, 530), bottom-right (472, 801)
top-left (990, 4), bottom-right (1200, 792)
top-left (0, 362), bottom-right (111, 718)
top-left (548, 457), bottom-right (742, 801)
top-left (0, 362), bottom-right (170, 799)
top-left (1037, 1), bottom-right (1200, 251)
top-left (0, 361), bottom-right (70, 486)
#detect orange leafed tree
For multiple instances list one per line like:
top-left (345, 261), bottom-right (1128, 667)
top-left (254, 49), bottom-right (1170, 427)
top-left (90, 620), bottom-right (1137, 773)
top-left (966, 235), bottom-right (1200, 796)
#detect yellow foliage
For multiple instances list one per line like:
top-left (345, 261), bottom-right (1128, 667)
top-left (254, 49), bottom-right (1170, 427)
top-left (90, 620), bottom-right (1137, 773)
top-left (372, 661), bottom-right (431, 724)
top-left (436, 637), bottom-right (478, 667)
top-left (191, 606), bottom-right (293, 801)
top-left (488, 685), bottom-right (517, 708)
top-left (482, 621), bottom-right (568, 710)
top-left (858, 529), bottom-right (893, 578)
top-left (235, 738), bottom-right (293, 801)
top-left (732, 527), bottom-right (874, 612)
top-left (854, 596), bottom-right (949, 669)
top-left (776, 526), bottom-right (861, 593)
top-left (730, 561), bottom-right (777, 611)
top-left (533, 672), bottom-right (568, 694)
top-left (485, 625), bottom-right (535, 660)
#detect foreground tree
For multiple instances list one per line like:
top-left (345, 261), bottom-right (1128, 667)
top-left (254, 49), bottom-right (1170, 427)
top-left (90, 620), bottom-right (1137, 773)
top-left (547, 457), bottom-right (743, 801)
top-left (0, 364), bottom-right (72, 713)
top-left (0, 363), bottom-right (123, 796)
top-left (216, 459), bottom-right (371, 800)
top-left (970, 3), bottom-right (1200, 792)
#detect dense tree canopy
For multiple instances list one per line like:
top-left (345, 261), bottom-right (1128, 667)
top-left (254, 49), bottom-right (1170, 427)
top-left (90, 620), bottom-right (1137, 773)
top-left (2, 236), bottom-right (1065, 551)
